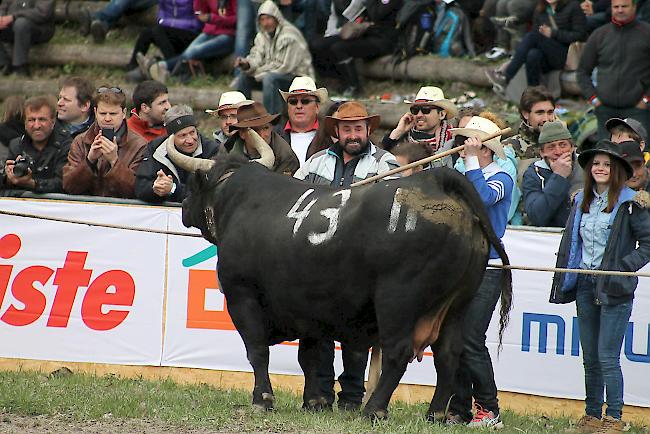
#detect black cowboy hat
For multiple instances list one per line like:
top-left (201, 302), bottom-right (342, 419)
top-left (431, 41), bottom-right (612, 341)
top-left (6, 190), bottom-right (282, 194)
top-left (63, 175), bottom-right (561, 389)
top-left (578, 140), bottom-right (634, 179)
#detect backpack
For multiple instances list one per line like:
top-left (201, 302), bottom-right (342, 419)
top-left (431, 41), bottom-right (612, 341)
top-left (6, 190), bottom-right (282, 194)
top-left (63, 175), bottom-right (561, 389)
top-left (431, 5), bottom-right (475, 57)
top-left (391, 0), bottom-right (436, 66)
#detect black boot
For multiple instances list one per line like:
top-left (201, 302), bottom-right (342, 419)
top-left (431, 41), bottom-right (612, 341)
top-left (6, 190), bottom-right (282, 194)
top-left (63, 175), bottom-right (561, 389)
top-left (337, 59), bottom-right (363, 98)
top-left (13, 64), bottom-right (29, 77)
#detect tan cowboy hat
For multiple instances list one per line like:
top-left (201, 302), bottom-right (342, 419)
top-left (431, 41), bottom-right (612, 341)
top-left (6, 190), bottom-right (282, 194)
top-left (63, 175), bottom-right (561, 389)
top-left (449, 116), bottom-right (506, 160)
top-left (324, 101), bottom-right (381, 137)
top-left (230, 102), bottom-right (280, 129)
top-left (205, 91), bottom-right (254, 115)
top-left (279, 76), bottom-right (329, 103)
top-left (404, 86), bottom-right (458, 118)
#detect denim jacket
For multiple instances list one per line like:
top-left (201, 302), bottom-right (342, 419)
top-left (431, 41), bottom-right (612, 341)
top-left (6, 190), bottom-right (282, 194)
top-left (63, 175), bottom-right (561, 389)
top-left (550, 188), bottom-right (650, 305)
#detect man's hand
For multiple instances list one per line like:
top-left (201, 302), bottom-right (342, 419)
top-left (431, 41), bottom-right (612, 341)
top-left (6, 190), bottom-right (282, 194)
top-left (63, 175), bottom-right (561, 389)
top-left (539, 24), bottom-right (552, 38)
top-left (463, 136), bottom-right (482, 157)
top-left (279, 0), bottom-right (292, 5)
top-left (197, 12), bottom-right (210, 22)
top-left (99, 135), bottom-right (119, 166)
top-left (88, 133), bottom-right (104, 163)
top-left (0, 15), bottom-right (13, 30)
top-left (550, 152), bottom-right (573, 178)
top-left (580, 0), bottom-right (594, 16)
top-left (636, 99), bottom-right (648, 109)
top-left (152, 170), bottom-right (173, 197)
top-left (234, 57), bottom-right (250, 70)
top-left (389, 112), bottom-right (415, 139)
top-left (4, 158), bottom-right (35, 189)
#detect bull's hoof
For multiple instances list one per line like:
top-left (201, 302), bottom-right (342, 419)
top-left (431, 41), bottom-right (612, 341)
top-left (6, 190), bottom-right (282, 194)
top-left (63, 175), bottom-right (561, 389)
top-left (338, 400), bottom-right (361, 412)
top-left (363, 406), bottom-right (388, 421)
top-left (302, 396), bottom-right (332, 412)
top-left (252, 392), bottom-right (275, 412)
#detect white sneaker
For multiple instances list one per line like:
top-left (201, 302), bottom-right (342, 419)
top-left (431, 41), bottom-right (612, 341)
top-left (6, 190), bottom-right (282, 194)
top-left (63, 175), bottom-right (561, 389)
top-left (485, 47), bottom-right (508, 60)
top-left (468, 404), bottom-right (504, 429)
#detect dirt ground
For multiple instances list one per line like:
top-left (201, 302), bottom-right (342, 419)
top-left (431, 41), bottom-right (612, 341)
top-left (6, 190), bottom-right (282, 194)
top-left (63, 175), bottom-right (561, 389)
top-left (0, 412), bottom-right (224, 434)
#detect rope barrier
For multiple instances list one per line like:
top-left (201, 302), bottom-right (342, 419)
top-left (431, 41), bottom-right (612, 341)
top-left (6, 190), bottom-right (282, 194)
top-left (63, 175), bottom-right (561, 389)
top-left (0, 209), bottom-right (202, 238)
top-left (3, 208), bottom-right (650, 278)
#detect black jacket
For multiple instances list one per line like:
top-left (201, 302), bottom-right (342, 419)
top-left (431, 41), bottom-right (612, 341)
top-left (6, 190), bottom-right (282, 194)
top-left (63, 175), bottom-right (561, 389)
top-left (533, 0), bottom-right (587, 46)
top-left (0, 0), bottom-right (55, 40)
top-left (577, 19), bottom-right (650, 107)
top-left (550, 188), bottom-right (650, 305)
top-left (0, 127), bottom-right (72, 194)
top-left (135, 134), bottom-right (219, 203)
top-left (0, 119), bottom-right (25, 148)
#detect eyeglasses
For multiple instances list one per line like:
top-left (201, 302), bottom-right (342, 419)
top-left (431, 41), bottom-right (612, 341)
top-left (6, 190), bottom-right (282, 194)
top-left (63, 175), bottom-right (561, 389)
top-left (410, 106), bottom-right (438, 115)
top-left (96, 87), bottom-right (124, 94)
top-left (287, 97), bottom-right (317, 106)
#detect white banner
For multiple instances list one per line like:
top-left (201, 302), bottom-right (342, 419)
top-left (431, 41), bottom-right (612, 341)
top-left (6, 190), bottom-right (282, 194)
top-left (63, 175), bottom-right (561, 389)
top-left (0, 199), bottom-right (166, 365)
top-left (1, 198), bottom-right (648, 407)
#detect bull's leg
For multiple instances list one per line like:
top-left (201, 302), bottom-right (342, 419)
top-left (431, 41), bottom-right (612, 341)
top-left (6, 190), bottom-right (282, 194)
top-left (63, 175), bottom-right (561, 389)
top-left (426, 310), bottom-right (465, 422)
top-left (298, 338), bottom-right (333, 411)
top-left (226, 294), bottom-right (275, 410)
top-left (362, 342), bottom-right (411, 420)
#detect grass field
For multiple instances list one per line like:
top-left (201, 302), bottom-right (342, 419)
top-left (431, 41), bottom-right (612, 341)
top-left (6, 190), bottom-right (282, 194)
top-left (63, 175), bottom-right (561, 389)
top-left (0, 369), bottom-right (648, 433)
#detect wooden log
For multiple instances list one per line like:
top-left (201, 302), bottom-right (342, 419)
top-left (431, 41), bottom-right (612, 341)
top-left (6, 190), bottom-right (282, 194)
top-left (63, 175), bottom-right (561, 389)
top-left (55, 1), bottom-right (158, 26)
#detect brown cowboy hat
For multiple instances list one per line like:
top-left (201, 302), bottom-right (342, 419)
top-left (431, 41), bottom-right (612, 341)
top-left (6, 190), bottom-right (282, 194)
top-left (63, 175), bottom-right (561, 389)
top-left (231, 102), bottom-right (280, 129)
top-left (324, 101), bottom-right (380, 137)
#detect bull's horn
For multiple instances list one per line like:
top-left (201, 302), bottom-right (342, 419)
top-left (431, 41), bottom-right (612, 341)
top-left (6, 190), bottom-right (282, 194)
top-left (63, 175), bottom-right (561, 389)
top-left (165, 134), bottom-right (215, 173)
top-left (246, 128), bottom-right (275, 169)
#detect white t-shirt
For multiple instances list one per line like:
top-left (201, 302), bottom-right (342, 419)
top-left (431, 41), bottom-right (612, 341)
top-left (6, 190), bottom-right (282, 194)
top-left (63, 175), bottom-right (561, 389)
top-left (290, 130), bottom-right (317, 166)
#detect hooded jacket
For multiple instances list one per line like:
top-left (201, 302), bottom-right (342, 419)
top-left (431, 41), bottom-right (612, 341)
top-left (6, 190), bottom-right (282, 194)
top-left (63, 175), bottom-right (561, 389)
top-left (577, 19), bottom-right (650, 108)
top-left (63, 122), bottom-right (147, 198)
top-left (135, 133), bottom-right (219, 203)
top-left (521, 156), bottom-right (584, 227)
top-left (193, 0), bottom-right (237, 36)
top-left (219, 130), bottom-right (300, 175)
top-left (245, 1), bottom-right (315, 81)
top-left (0, 0), bottom-right (55, 40)
top-left (550, 188), bottom-right (650, 305)
top-left (158, 0), bottom-right (203, 33)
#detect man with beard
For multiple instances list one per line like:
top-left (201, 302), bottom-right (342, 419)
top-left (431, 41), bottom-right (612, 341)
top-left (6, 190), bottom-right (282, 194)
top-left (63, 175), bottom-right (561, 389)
top-left (294, 101), bottom-right (398, 411)
top-left (521, 120), bottom-right (584, 227)
top-left (382, 86), bottom-right (458, 168)
top-left (135, 105), bottom-right (219, 203)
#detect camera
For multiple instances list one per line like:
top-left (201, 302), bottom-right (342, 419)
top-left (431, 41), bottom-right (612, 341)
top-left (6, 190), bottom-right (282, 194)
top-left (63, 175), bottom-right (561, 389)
top-left (12, 154), bottom-right (34, 178)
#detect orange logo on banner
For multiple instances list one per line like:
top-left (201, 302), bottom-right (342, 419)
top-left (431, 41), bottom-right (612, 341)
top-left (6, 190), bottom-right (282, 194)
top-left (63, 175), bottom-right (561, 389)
top-left (186, 269), bottom-right (235, 330)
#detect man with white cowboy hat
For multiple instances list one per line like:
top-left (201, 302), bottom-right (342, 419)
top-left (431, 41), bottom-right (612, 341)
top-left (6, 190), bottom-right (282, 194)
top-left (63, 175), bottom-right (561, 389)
top-left (445, 116), bottom-right (513, 429)
top-left (206, 91), bottom-right (253, 147)
top-left (218, 101), bottom-right (299, 175)
top-left (278, 76), bottom-right (329, 166)
top-left (295, 101), bottom-right (398, 410)
top-left (382, 86), bottom-right (458, 168)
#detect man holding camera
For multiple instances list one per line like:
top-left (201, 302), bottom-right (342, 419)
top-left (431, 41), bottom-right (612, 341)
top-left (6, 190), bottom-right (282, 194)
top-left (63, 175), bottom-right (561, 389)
top-left (63, 86), bottom-right (147, 198)
top-left (1, 95), bottom-right (71, 196)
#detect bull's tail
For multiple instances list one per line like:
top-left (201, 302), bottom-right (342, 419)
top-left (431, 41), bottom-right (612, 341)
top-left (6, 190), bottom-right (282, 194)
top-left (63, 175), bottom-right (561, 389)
top-left (437, 169), bottom-right (513, 352)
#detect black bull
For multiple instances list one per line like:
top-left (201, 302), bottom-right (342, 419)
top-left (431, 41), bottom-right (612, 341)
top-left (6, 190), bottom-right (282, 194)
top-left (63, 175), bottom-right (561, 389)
top-left (180, 155), bottom-right (512, 420)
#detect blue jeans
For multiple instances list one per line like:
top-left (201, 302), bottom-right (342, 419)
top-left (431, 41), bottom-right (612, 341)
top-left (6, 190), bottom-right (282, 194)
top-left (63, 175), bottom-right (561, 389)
top-left (236, 72), bottom-right (295, 115)
top-left (94, 0), bottom-right (157, 28)
top-left (165, 33), bottom-right (234, 71)
top-left (449, 269), bottom-right (502, 421)
top-left (576, 275), bottom-right (633, 420)
top-left (234, 0), bottom-right (257, 77)
top-left (505, 30), bottom-right (568, 86)
top-left (594, 105), bottom-right (650, 141)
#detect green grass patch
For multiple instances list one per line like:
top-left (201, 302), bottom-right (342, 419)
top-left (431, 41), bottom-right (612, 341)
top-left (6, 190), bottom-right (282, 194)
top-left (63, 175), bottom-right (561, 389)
top-left (0, 369), bottom-right (648, 433)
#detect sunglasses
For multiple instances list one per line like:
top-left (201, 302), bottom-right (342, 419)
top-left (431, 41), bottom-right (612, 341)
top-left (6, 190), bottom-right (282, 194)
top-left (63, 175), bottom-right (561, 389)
top-left (287, 97), bottom-right (317, 106)
top-left (96, 86), bottom-right (124, 94)
top-left (410, 106), bottom-right (439, 115)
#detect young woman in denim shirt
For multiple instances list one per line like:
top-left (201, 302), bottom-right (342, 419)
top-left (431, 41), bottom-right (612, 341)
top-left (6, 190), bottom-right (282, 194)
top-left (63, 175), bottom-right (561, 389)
top-left (550, 140), bottom-right (650, 433)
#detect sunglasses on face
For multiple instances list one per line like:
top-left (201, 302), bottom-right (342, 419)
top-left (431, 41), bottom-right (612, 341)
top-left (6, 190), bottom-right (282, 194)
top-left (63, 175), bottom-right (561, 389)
top-left (287, 97), bottom-right (317, 106)
top-left (410, 106), bottom-right (438, 115)
top-left (96, 86), bottom-right (124, 94)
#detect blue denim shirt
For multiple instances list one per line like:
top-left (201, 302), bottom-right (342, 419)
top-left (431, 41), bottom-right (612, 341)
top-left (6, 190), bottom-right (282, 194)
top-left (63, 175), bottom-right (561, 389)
top-left (580, 189), bottom-right (611, 269)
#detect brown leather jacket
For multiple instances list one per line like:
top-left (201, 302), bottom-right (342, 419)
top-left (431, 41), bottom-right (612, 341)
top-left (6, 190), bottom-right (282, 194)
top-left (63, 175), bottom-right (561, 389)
top-left (63, 122), bottom-right (147, 198)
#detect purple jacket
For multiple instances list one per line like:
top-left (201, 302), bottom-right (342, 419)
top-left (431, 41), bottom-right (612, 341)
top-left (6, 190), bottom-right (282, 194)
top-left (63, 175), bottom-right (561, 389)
top-left (158, 0), bottom-right (203, 33)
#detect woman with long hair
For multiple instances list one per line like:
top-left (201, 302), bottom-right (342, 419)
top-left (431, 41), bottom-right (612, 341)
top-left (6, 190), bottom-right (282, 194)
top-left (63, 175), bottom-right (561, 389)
top-left (550, 140), bottom-right (650, 433)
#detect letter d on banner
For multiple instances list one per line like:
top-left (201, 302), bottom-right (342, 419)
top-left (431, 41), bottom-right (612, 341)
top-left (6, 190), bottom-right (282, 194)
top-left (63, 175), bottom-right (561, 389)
top-left (186, 269), bottom-right (235, 330)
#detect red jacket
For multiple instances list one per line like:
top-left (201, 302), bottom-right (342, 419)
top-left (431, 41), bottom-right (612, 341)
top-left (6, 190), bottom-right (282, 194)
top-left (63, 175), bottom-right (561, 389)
top-left (127, 108), bottom-right (167, 143)
top-left (193, 0), bottom-right (237, 36)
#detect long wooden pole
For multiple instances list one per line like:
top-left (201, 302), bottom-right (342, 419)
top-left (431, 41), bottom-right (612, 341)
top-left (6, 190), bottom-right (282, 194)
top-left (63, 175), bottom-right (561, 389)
top-left (350, 127), bottom-right (512, 188)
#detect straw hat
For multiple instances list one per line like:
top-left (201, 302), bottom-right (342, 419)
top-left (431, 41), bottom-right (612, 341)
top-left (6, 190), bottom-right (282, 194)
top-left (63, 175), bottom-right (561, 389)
top-left (324, 101), bottom-right (380, 137)
top-left (404, 86), bottom-right (458, 118)
top-left (279, 76), bottom-right (329, 103)
top-left (230, 102), bottom-right (280, 129)
top-left (205, 91), bottom-right (253, 115)
top-left (449, 116), bottom-right (506, 160)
